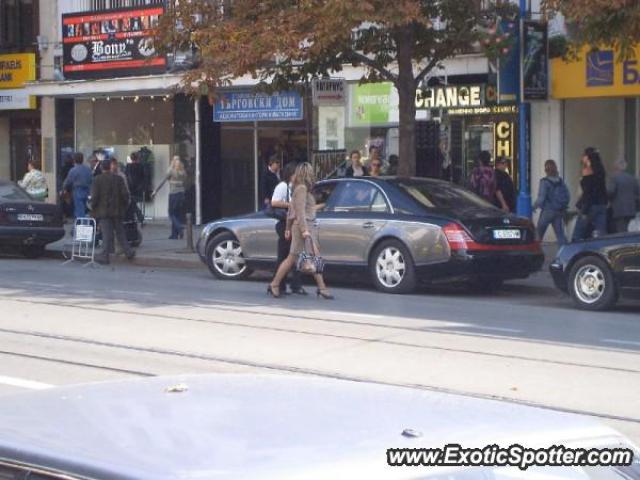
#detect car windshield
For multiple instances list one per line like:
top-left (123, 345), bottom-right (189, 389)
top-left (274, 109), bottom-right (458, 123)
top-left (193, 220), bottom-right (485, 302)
top-left (395, 180), bottom-right (496, 211)
top-left (0, 183), bottom-right (33, 202)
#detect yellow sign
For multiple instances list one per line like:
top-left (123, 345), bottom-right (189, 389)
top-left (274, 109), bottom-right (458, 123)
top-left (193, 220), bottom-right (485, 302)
top-left (495, 121), bottom-right (514, 159)
top-left (0, 53), bottom-right (36, 89)
top-left (551, 46), bottom-right (640, 99)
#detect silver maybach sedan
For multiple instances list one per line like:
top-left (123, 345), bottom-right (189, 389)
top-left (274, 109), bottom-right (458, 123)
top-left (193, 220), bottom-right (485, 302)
top-left (0, 374), bottom-right (638, 479)
top-left (197, 177), bottom-right (544, 293)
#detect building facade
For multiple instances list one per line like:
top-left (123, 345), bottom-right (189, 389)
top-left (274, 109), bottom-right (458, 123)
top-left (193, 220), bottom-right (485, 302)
top-left (30, 0), bottom-right (192, 220)
top-left (0, 0), bottom-right (40, 182)
top-left (530, 44), bottom-right (640, 239)
top-left (27, 0), bottom-right (531, 224)
top-left (28, 0), bottom-right (501, 223)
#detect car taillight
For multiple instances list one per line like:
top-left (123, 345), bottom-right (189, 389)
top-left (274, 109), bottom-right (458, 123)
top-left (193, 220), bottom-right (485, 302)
top-left (443, 223), bottom-right (476, 251)
top-left (443, 222), bottom-right (542, 253)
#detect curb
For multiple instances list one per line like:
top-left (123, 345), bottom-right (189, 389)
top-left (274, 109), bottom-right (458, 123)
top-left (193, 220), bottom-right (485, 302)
top-left (44, 247), bottom-right (204, 270)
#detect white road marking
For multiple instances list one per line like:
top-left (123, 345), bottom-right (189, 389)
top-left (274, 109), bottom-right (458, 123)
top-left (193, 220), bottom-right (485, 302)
top-left (0, 375), bottom-right (53, 390)
top-left (317, 310), bottom-right (386, 320)
top-left (466, 325), bottom-right (523, 333)
top-left (602, 339), bottom-right (640, 348)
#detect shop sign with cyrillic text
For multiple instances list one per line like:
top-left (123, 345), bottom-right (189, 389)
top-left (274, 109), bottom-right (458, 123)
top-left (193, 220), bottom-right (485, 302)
top-left (213, 90), bottom-right (304, 122)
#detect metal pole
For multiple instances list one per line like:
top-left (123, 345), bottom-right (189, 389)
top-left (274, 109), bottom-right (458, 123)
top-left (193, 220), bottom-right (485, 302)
top-left (516, 0), bottom-right (532, 218)
top-left (194, 98), bottom-right (202, 225)
top-left (185, 212), bottom-right (195, 252)
top-left (254, 120), bottom-right (259, 212)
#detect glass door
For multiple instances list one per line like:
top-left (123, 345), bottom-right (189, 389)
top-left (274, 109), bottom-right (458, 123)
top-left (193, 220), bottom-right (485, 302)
top-left (464, 123), bottom-right (494, 179)
top-left (10, 116), bottom-right (41, 182)
top-left (220, 128), bottom-right (256, 218)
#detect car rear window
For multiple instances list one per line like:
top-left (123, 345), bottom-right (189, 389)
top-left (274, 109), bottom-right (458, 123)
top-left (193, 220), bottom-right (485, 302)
top-left (0, 183), bottom-right (33, 202)
top-left (395, 180), bottom-right (496, 211)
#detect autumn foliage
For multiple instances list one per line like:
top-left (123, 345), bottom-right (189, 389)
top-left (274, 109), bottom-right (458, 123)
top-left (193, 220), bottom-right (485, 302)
top-left (545, 0), bottom-right (640, 55)
top-left (157, 0), bottom-right (515, 176)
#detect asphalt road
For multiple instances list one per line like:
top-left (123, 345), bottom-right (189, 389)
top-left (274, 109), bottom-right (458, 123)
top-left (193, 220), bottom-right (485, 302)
top-left (0, 257), bottom-right (639, 444)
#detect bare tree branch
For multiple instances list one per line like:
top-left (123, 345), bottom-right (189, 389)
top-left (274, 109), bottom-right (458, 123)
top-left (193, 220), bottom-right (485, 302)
top-left (414, 55), bottom-right (443, 86)
top-left (346, 51), bottom-right (398, 83)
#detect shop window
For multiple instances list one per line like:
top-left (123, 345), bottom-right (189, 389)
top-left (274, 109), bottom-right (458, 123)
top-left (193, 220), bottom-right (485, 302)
top-left (75, 97), bottom-right (175, 219)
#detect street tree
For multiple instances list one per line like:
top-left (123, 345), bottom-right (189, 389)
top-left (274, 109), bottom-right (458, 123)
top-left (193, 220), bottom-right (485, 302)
top-left (545, 0), bottom-right (640, 55)
top-left (157, 0), bottom-right (515, 176)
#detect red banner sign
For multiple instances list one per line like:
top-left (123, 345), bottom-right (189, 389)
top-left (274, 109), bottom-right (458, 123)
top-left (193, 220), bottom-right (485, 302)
top-left (62, 5), bottom-right (166, 79)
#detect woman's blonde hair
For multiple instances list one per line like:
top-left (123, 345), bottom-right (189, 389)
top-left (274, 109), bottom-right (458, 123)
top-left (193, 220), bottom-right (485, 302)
top-left (294, 162), bottom-right (315, 190)
top-left (170, 155), bottom-right (185, 174)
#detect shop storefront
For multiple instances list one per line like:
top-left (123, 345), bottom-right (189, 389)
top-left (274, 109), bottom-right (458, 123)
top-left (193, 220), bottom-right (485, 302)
top-left (312, 80), bottom-right (519, 187)
top-left (446, 104), bottom-right (519, 186)
top-left (551, 45), bottom-right (640, 197)
top-left (27, 2), bottom-right (198, 218)
top-left (0, 53), bottom-right (39, 182)
top-left (313, 81), bottom-right (398, 176)
top-left (70, 94), bottom-right (195, 220)
top-left (211, 89), bottom-right (309, 218)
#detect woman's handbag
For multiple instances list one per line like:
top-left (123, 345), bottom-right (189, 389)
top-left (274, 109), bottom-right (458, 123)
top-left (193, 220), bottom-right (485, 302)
top-left (297, 237), bottom-right (324, 274)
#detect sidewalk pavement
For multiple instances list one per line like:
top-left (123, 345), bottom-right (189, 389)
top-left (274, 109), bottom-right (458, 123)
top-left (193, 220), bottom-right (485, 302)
top-left (46, 221), bottom-right (204, 269)
top-left (46, 220), bottom-right (561, 290)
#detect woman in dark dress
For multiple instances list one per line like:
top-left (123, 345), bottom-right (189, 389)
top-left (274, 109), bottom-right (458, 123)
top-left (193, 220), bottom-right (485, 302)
top-left (572, 147), bottom-right (608, 241)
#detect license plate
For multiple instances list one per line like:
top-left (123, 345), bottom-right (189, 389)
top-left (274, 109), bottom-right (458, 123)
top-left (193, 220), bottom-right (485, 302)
top-left (17, 213), bottom-right (44, 222)
top-left (493, 229), bottom-right (521, 240)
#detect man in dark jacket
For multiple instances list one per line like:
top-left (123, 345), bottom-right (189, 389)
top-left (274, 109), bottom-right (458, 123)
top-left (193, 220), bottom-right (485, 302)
top-left (261, 157), bottom-right (281, 207)
top-left (494, 157), bottom-right (516, 212)
top-left (91, 159), bottom-right (135, 264)
top-left (608, 159), bottom-right (640, 233)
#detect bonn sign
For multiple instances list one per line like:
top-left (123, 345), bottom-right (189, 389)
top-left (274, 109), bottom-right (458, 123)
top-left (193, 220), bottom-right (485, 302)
top-left (62, 5), bottom-right (166, 79)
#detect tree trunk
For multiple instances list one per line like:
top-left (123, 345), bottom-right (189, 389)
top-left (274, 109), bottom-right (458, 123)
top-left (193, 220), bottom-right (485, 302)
top-left (395, 31), bottom-right (417, 177)
top-left (396, 80), bottom-right (417, 177)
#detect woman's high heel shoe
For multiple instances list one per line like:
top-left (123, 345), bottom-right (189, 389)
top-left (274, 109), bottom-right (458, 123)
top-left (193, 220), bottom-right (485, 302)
top-left (267, 285), bottom-right (282, 298)
top-left (316, 289), bottom-right (334, 300)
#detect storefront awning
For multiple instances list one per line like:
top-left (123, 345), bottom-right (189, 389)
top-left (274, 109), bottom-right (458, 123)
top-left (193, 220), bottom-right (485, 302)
top-left (25, 73), bottom-right (183, 98)
top-left (25, 54), bottom-right (490, 99)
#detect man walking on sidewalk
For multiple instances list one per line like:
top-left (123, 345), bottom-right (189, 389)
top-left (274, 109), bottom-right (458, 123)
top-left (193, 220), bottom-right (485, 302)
top-left (62, 152), bottom-right (93, 219)
top-left (91, 159), bottom-right (135, 265)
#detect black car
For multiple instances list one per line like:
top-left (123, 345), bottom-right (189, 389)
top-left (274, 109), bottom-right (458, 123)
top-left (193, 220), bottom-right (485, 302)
top-left (550, 233), bottom-right (640, 310)
top-left (0, 179), bottom-right (65, 258)
top-left (197, 177), bottom-right (544, 293)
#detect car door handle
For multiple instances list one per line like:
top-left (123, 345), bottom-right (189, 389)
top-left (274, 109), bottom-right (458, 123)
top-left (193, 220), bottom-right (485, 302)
top-left (362, 222), bottom-right (375, 229)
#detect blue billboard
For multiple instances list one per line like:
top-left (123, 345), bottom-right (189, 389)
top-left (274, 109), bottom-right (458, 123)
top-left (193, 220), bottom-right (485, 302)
top-left (498, 19), bottom-right (520, 104)
top-left (213, 89), bottom-right (304, 122)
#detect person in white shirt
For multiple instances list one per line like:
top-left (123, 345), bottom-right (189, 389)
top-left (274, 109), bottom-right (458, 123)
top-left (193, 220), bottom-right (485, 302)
top-left (19, 160), bottom-right (48, 200)
top-left (271, 162), bottom-right (306, 295)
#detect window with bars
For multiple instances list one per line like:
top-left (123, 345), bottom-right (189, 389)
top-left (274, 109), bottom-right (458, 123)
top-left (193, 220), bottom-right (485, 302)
top-left (88, 0), bottom-right (164, 12)
top-left (58, 0), bottom-right (165, 16)
top-left (0, 0), bottom-right (38, 53)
